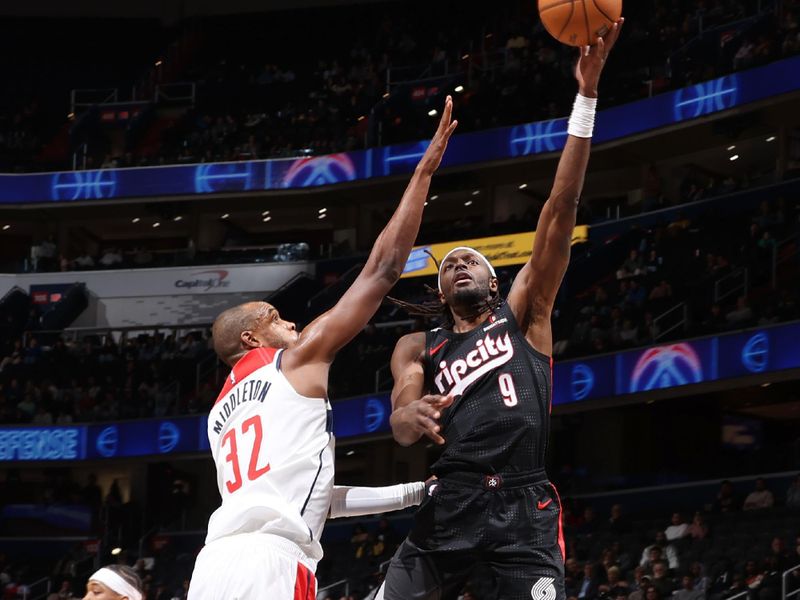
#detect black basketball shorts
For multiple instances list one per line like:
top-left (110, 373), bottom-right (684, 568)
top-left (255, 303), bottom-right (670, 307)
top-left (378, 470), bottom-right (566, 600)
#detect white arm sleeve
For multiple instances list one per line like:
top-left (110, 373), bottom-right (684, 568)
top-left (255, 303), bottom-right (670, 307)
top-left (329, 482), bottom-right (426, 519)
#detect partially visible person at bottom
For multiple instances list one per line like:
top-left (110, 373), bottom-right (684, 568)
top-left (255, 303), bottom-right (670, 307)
top-left (82, 565), bottom-right (142, 600)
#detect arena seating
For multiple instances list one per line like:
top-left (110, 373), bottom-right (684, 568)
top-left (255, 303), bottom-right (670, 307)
top-left (0, 182), bottom-right (797, 422)
top-left (1, 0), bottom-right (798, 172)
top-left (2, 472), bottom-right (798, 600)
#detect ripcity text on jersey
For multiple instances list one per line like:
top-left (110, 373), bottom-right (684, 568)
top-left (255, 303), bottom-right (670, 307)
top-left (422, 301), bottom-right (552, 476)
top-left (205, 347), bottom-right (334, 569)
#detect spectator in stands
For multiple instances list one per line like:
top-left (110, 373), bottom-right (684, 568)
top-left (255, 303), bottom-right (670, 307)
top-left (619, 319), bottom-right (640, 345)
top-left (785, 474), bottom-right (800, 509)
top-left (687, 513), bottom-right (709, 540)
top-left (674, 575), bottom-right (704, 600)
top-left (759, 555), bottom-right (785, 600)
top-left (644, 585), bottom-right (661, 600)
top-left (714, 480), bottom-right (741, 513)
top-left (599, 566), bottom-right (629, 598)
top-left (565, 558), bottom-right (583, 598)
top-left (689, 562), bottom-right (710, 593)
top-left (617, 249), bottom-right (645, 279)
top-left (743, 478), bottom-right (775, 510)
top-left (577, 562), bottom-right (601, 600)
top-left (743, 559), bottom-right (765, 589)
top-left (0, 340), bottom-right (23, 372)
top-left (651, 561), bottom-right (675, 597)
top-left (607, 504), bottom-right (631, 535)
top-left (626, 279), bottom-right (648, 307)
top-left (99, 248), bottom-right (123, 268)
top-left (726, 296), bottom-right (754, 326)
top-left (17, 393), bottom-right (36, 419)
top-left (708, 560), bottom-right (734, 600)
top-left (32, 404), bottom-right (53, 424)
top-left (665, 512), bottom-right (690, 541)
top-left (648, 280), bottom-right (673, 302)
top-left (610, 540), bottom-right (636, 574)
top-left (767, 537), bottom-right (791, 571)
top-left (641, 533), bottom-right (680, 571)
top-left (702, 303), bottom-right (727, 333)
top-left (733, 38), bottom-right (756, 69)
top-left (74, 253), bottom-right (95, 269)
top-left (629, 571), bottom-right (652, 600)
top-left (30, 235), bottom-right (58, 272)
top-left (579, 506), bottom-right (600, 535)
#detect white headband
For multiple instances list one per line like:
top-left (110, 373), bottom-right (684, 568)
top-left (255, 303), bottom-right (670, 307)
top-left (89, 568), bottom-right (142, 600)
top-left (437, 246), bottom-right (497, 290)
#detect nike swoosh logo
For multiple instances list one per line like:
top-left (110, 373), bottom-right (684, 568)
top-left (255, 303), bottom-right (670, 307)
top-left (429, 340), bottom-right (448, 356)
top-left (537, 499), bottom-right (553, 510)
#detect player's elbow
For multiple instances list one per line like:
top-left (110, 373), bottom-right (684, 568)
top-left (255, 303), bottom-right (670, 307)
top-left (551, 194), bottom-right (580, 215)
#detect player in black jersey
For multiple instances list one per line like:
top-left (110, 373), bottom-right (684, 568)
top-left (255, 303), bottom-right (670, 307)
top-left (377, 21), bottom-right (623, 600)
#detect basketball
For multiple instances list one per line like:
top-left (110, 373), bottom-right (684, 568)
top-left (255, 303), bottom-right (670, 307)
top-left (538, 0), bottom-right (623, 47)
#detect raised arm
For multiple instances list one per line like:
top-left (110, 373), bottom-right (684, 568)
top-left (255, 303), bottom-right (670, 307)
top-left (284, 98), bottom-right (457, 374)
top-left (507, 21), bottom-right (623, 355)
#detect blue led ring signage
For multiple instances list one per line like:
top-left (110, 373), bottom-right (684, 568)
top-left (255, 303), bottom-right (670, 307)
top-left (0, 56), bottom-right (796, 205)
top-left (2, 320), bottom-right (799, 461)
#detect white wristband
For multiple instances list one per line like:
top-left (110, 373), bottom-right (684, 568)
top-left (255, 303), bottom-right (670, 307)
top-left (567, 93), bottom-right (597, 139)
top-left (328, 482), bottom-right (425, 519)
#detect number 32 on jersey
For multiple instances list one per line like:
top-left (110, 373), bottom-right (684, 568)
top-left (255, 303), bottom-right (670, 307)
top-left (221, 415), bottom-right (270, 493)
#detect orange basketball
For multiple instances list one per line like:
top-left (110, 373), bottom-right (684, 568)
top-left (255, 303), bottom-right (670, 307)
top-left (538, 0), bottom-right (622, 47)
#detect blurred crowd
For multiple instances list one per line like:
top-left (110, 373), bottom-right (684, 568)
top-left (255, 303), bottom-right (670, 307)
top-left (1, 0), bottom-right (799, 172)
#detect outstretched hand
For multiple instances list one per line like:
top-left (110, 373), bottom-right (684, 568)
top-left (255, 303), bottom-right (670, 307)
top-left (417, 95), bottom-right (459, 176)
top-left (575, 18), bottom-right (624, 98)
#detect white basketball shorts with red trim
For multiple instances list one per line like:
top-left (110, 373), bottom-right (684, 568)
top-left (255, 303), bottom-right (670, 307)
top-left (188, 532), bottom-right (317, 600)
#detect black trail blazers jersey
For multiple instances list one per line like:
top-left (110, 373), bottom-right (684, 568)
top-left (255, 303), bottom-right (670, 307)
top-left (422, 301), bottom-right (552, 477)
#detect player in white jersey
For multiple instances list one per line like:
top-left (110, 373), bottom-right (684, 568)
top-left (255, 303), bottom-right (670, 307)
top-left (188, 97), bottom-right (458, 600)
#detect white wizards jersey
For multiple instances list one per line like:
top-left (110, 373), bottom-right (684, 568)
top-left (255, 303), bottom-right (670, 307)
top-left (204, 347), bottom-right (334, 568)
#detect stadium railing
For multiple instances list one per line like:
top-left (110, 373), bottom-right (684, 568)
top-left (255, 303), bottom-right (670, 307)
top-left (784, 563), bottom-right (800, 600)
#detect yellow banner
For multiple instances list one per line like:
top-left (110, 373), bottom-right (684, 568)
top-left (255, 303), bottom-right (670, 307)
top-left (400, 225), bottom-right (589, 278)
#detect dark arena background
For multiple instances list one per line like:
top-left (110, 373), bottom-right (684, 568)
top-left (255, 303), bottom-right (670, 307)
top-left (1, 0), bottom-right (800, 598)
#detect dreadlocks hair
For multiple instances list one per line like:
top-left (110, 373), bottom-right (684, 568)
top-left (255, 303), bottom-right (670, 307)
top-left (386, 250), bottom-right (503, 328)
